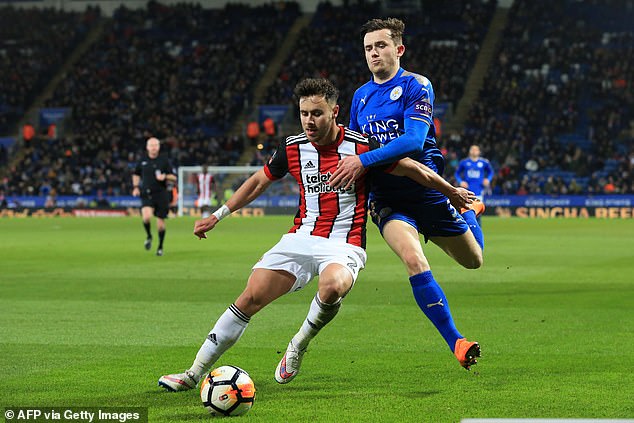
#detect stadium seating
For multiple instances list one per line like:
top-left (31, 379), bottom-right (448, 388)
top-left (263, 0), bottom-right (496, 125)
top-left (1, 0), bottom-right (631, 199)
top-left (5, 2), bottom-right (300, 196)
top-left (0, 6), bottom-right (99, 135)
top-left (256, 0), bottom-right (496, 166)
top-left (448, 0), bottom-right (633, 194)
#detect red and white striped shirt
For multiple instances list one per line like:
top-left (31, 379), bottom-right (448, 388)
top-left (264, 125), bottom-right (378, 248)
top-left (197, 172), bottom-right (215, 207)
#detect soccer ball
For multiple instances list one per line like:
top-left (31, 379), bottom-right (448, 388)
top-left (200, 365), bottom-right (256, 417)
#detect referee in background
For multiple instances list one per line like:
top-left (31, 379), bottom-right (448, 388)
top-left (132, 137), bottom-right (176, 256)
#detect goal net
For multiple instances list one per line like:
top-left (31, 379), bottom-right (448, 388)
top-left (177, 165), bottom-right (298, 217)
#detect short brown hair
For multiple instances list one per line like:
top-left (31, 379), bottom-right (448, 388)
top-left (360, 18), bottom-right (405, 44)
top-left (294, 78), bottom-right (339, 105)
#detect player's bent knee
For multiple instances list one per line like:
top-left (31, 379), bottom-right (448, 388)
top-left (460, 252), bottom-right (483, 269)
top-left (400, 252), bottom-right (428, 275)
top-left (464, 259), bottom-right (483, 270)
top-left (318, 278), bottom-right (350, 301)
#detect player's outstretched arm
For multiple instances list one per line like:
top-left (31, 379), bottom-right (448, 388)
top-left (454, 161), bottom-right (469, 188)
top-left (330, 121), bottom-right (429, 190)
top-left (391, 158), bottom-right (475, 210)
top-left (194, 169), bottom-right (273, 239)
top-left (484, 160), bottom-right (494, 187)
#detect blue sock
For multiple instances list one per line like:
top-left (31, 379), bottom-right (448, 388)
top-left (410, 271), bottom-right (462, 352)
top-left (462, 210), bottom-right (484, 251)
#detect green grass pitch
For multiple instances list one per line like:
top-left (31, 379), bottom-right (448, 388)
top-left (1, 216), bottom-right (633, 422)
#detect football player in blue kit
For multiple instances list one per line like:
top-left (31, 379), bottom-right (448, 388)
top-left (330, 18), bottom-right (484, 370)
top-left (455, 144), bottom-right (494, 217)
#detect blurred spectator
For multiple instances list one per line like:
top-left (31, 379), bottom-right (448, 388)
top-left (22, 123), bottom-right (35, 142)
top-left (603, 177), bottom-right (616, 194)
top-left (92, 189), bottom-right (111, 208)
top-left (44, 188), bottom-right (57, 208)
top-left (247, 121), bottom-right (260, 144)
top-left (0, 144), bottom-right (7, 166)
top-left (263, 117), bottom-right (276, 137)
top-left (0, 188), bottom-right (7, 208)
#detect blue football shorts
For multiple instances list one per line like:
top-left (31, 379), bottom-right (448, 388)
top-left (370, 199), bottom-right (469, 242)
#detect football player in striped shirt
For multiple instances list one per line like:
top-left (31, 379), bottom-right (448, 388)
top-left (195, 165), bottom-right (218, 218)
top-left (158, 78), bottom-right (475, 391)
top-left (330, 18), bottom-right (483, 370)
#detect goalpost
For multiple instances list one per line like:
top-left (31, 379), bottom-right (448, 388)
top-left (177, 166), bottom-right (261, 217)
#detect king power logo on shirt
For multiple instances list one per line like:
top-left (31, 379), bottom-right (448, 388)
top-left (304, 172), bottom-right (354, 194)
top-left (360, 118), bottom-right (401, 144)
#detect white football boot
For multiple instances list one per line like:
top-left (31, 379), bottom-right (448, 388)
top-left (158, 370), bottom-right (199, 392)
top-left (275, 341), bottom-right (306, 384)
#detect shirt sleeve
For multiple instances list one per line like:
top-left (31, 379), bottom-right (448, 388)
top-left (368, 137), bottom-right (398, 173)
top-left (359, 119), bottom-right (429, 168)
top-left (484, 160), bottom-right (495, 181)
top-left (263, 140), bottom-right (288, 180)
top-left (455, 160), bottom-right (465, 183)
top-left (404, 76), bottom-right (434, 127)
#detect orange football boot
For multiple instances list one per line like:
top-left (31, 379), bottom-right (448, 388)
top-left (460, 198), bottom-right (485, 217)
top-left (454, 338), bottom-right (481, 370)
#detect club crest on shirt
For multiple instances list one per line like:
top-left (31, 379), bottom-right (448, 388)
top-left (390, 86), bottom-right (403, 101)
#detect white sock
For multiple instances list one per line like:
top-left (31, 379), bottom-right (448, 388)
top-left (291, 293), bottom-right (341, 351)
top-left (188, 304), bottom-right (250, 379)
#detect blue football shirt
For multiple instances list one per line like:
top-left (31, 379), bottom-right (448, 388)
top-left (454, 158), bottom-right (494, 196)
top-left (350, 67), bottom-right (446, 205)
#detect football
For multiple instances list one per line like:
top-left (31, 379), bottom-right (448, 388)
top-left (200, 365), bottom-right (256, 417)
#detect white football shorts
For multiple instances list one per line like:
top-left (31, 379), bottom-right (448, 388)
top-left (196, 197), bottom-right (212, 207)
top-left (252, 233), bottom-right (367, 293)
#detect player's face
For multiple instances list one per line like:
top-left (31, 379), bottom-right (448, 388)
top-left (363, 29), bottom-right (404, 82)
top-left (469, 145), bottom-right (481, 159)
top-left (298, 95), bottom-right (339, 145)
top-left (146, 138), bottom-right (160, 158)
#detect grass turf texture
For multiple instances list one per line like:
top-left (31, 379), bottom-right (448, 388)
top-left (1, 216), bottom-right (633, 422)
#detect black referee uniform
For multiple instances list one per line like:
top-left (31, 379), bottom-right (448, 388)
top-left (134, 153), bottom-right (175, 219)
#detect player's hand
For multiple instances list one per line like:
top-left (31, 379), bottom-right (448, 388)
top-left (460, 181), bottom-right (469, 189)
top-left (329, 156), bottom-right (364, 190)
top-left (132, 187), bottom-right (140, 197)
top-left (194, 216), bottom-right (219, 239)
top-left (483, 179), bottom-right (490, 187)
top-left (448, 187), bottom-right (476, 211)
